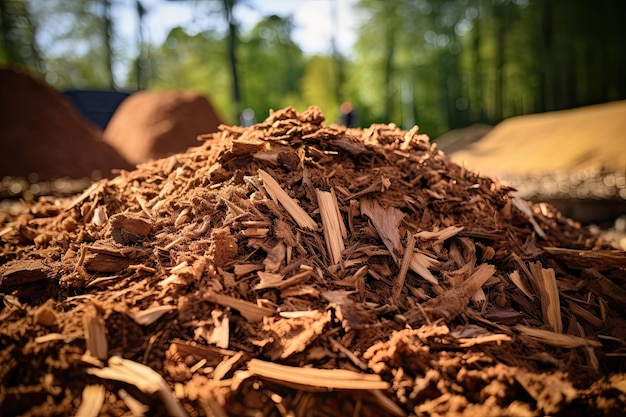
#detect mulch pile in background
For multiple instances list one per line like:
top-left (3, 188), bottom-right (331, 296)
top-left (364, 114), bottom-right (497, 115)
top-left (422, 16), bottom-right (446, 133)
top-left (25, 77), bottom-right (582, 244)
top-left (103, 90), bottom-right (223, 165)
top-left (0, 67), bottom-right (132, 183)
top-left (1, 107), bottom-right (626, 416)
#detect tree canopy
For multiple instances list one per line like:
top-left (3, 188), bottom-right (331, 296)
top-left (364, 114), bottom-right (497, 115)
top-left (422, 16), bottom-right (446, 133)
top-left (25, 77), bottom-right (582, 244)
top-left (1, 0), bottom-right (624, 135)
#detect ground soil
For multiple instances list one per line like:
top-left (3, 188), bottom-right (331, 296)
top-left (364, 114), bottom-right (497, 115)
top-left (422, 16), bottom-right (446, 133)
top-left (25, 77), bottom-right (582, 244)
top-left (1, 107), bottom-right (626, 416)
top-left (103, 90), bottom-right (223, 165)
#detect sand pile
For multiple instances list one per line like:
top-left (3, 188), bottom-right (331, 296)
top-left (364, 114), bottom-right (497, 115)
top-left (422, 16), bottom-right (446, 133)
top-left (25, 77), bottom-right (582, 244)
top-left (450, 101), bottom-right (626, 176)
top-left (1, 107), bottom-right (626, 416)
top-left (449, 102), bottom-right (626, 203)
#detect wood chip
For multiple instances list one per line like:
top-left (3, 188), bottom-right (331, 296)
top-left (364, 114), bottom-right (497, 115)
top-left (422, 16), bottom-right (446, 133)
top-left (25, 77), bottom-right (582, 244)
top-left (258, 169), bottom-right (317, 230)
top-left (515, 325), bottom-right (602, 348)
top-left (544, 247), bottom-right (626, 269)
top-left (415, 226), bottom-right (464, 243)
top-left (392, 231), bottom-right (416, 300)
top-left (360, 198), bottom-right (405, 263)
top-left (88, 356), bottom-right (188, 417)
top-left (421, 263), bottom-right (496, 321)
top-left (511, 197), bottom-right (547, 239)
top-left (110, 213), bottom-right (153, 244)
top-left (83, 304), bottom-right (108, 360)
top-left (247, 359), bottom-right (390, 390)
top-left (204, 292), bottom-right (275, 322)
top-left (316, 188), bottom-right (347, 265)
top-left (409, 251), bottom-right (440, 284)
top-left (75, 384), bottom-right (106, 417)
top-left (528, 262), bottom-right (562, 333)
top-left (130, 305), bottom-right (176, 326)
top-left (508, 270), bottom-right (534, 300)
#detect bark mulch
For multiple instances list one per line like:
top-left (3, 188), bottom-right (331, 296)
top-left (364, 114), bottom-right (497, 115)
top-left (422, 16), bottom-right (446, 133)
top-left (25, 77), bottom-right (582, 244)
top-left (1, 106), bottom-right (626, 416)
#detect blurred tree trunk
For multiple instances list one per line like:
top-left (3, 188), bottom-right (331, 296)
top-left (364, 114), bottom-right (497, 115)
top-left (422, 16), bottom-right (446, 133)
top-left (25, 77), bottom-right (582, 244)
top-left (470, 0), bottom-right (486, 122)
top-left (135, 0), bottom-right (147, 90)
top-left (102, 0), bottom-right (115, 89)
top-left (0, 0), bottom-right (42, 71)
top-left (539, 0), bottom-right (553, 112)
top-left (330, 0), bottom-right (344, 105)
top-left (492, 1), bottom-right (507, 121)
top-left (383, 22), bottom-right (395, 122)
top-left (616, 0), bottom-right (626, 99)
top-left (222, 0), bottom-right (241, 123)
top-left (0, 0), bottom-right (19, 63)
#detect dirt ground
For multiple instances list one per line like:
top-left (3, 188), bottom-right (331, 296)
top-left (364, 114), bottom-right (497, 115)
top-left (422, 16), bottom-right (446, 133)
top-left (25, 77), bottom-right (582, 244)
top-left (1, 107), bottom-right (626, 416)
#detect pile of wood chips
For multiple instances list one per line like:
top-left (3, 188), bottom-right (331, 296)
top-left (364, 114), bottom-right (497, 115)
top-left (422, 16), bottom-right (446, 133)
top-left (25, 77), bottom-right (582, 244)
top-left (2, 106), bottom-right (626, 416)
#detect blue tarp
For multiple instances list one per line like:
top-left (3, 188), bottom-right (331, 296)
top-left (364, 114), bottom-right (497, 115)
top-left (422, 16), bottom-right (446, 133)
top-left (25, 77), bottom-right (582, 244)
top-left (64, 90), bottom-right (133, 130)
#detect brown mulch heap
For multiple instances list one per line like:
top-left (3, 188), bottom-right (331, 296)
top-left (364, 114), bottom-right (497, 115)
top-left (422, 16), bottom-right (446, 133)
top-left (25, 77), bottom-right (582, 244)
top-left (103, 90), bottom-right (223, 165)
top-left (2, 106), bottom-right (626, 417)
top-left (0, 67), bottom-right (132, 181)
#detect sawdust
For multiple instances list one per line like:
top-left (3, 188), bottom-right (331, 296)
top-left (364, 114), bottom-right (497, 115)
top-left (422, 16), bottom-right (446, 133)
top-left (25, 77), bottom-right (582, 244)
top-left (1, 106), bottom-right (626, 416)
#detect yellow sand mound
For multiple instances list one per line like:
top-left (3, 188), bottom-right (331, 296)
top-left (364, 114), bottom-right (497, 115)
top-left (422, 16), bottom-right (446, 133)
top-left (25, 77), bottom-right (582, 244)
top-left (450, 101), bottom-right (626, 178)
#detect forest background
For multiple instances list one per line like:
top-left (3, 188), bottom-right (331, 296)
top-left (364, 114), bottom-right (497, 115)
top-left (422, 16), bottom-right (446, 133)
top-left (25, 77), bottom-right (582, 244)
top-left (1, 0), bottom-right (625, 138)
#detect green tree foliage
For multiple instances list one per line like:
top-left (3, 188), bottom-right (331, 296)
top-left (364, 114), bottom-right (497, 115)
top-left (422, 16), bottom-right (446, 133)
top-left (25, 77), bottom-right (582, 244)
top-left (239, 15), bottom-right (305, 121)
top-left (352, 0), bottom-right (626, 136)
top-left (300, 55), bottom-right (341, 122)
top-left (4, 0), bottom-right (625, 136)
top-left (146, 15), bottom-right (309, 125)
top-left (10, 0), bottom-right (122, 89)
top-left (147, 27), bottom-right (232, 122)
top-left (0, 0), bottom-right (42, 72)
